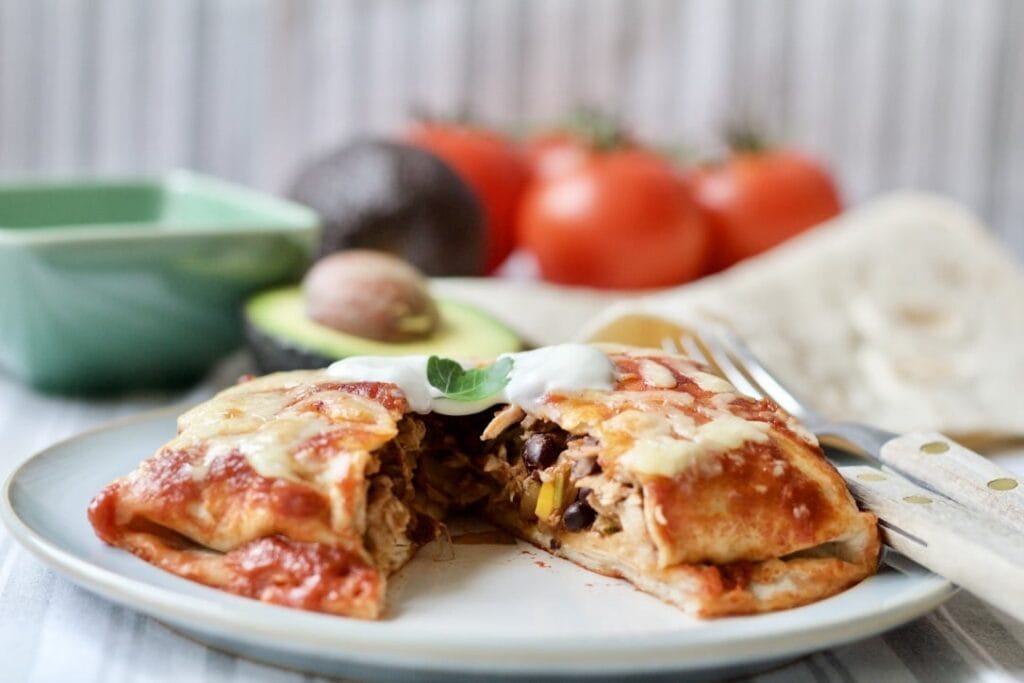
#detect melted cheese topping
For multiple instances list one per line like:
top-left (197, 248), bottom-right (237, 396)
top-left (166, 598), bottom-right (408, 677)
top-left (691, 371), bottom-right (737, 394)
top-left (638, 359), bottom-right (678, 388)
top-left (172, 376), bottom-right (396, 484)
top-left (610, 410), bottom-right (770, 479)
top-left (696, 414), bottom-right (771, 450)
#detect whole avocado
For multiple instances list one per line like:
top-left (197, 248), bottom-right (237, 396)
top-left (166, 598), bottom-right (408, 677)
top-left (289, 140), bottom-right (486, 276)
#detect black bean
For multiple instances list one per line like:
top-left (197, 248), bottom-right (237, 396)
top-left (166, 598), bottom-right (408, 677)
top-left (562, 500), bottom-right (597, 532)
top-left (407, 513), bottom-right (438, 545)
top-left (522, 433), bottom-right (564, 470)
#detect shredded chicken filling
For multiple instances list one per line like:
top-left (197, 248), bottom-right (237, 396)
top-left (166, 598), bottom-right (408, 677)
top-left (362, 419), bottom-right (423, 575)
top-left (361, 405), bottom-right (651, 577)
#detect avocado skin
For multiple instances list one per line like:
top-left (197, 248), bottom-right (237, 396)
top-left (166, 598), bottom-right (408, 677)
top-left (289, 140), bottom-right (486, 277)
top-left (245, 319), bottom-right (334, 373)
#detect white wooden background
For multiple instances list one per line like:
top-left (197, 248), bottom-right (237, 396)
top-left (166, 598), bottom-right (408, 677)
top-left (1, 0), bottom-right (1022, 256)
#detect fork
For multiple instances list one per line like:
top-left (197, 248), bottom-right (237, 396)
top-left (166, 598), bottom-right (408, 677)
top-left (668, 327), bottom-right (1024, 622)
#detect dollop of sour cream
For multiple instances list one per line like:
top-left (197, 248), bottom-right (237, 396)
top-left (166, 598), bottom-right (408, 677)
top-left (325, 343), bottom-right (616, 416)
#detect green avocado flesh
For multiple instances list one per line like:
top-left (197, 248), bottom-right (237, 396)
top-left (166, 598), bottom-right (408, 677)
top-left (244, 286), bottom-right (523, 372)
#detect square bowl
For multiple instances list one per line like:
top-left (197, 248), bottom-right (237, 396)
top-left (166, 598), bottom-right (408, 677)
top-left (0, 171), bottom-right (319, 393)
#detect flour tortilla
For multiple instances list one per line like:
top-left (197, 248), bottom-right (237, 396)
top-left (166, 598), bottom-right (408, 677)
top-left (582, 193), bottom-right (1024, 443)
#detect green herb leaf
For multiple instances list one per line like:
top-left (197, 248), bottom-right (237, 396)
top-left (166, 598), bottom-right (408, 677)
top-left (426, 355), bottom-right (514, 402)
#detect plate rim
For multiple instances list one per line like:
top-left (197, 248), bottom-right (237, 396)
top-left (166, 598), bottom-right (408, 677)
top-left (1, 407), bottom-right (957, 675)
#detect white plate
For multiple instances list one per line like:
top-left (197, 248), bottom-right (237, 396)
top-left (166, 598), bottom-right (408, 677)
top-left (2, 407), bottom-right (954, 681)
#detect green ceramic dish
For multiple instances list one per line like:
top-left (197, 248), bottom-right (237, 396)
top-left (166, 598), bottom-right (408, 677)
top-left (0, 172), bottom-right (319, 393)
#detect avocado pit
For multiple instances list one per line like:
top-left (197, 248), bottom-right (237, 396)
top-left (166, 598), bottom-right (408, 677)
top-left (303, 251), bottom-right (440, 344)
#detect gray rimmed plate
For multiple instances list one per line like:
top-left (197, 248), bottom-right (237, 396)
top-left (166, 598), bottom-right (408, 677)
top-left (1, 407), bottom-right (955, 681)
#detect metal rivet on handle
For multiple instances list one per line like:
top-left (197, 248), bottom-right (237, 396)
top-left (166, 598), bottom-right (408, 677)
top-left (903, 495), bottom-right (933, 505)
top-left (988, 478), bottom-right (1019, 491)
top-left (857, 473), bottom-right (886, 481)
top-left (920, 441), bottom-right (950, 454)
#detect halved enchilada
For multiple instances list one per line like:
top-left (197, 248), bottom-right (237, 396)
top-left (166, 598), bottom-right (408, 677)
top-left (89, 345), bottom-right (879, 619)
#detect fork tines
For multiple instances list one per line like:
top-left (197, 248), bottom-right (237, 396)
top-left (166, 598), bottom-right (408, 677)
top-left (669, 327), bottom-right (810, 420)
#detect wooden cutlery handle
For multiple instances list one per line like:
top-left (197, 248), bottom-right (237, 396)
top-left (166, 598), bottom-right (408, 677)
top-left (877, 432), bottom-right (1024, 535)
top-left (842, 464), bottom-right (1024, 622)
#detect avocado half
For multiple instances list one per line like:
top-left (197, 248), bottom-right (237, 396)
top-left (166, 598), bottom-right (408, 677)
top-left (244, 286), bottom-right (523, 373)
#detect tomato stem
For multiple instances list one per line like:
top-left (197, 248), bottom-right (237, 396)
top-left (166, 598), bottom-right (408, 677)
top-left (725, 125), bottom-right (771, 155)
top-left (563, 108), bottom-right (631, 152)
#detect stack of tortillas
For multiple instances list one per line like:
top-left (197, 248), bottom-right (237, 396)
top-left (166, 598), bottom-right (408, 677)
top-left (581, 193), bottom-right (1024, 445)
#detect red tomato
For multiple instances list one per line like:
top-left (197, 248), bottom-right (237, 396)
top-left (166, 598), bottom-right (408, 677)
top-left (518, 150), bottom-right (710, 289)
top-left (407, 123), bottom-right (530, 272)
top-left (524, 132), bottom-right (592, 182)
top-left (689, 150), bottom-right (842, 271)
